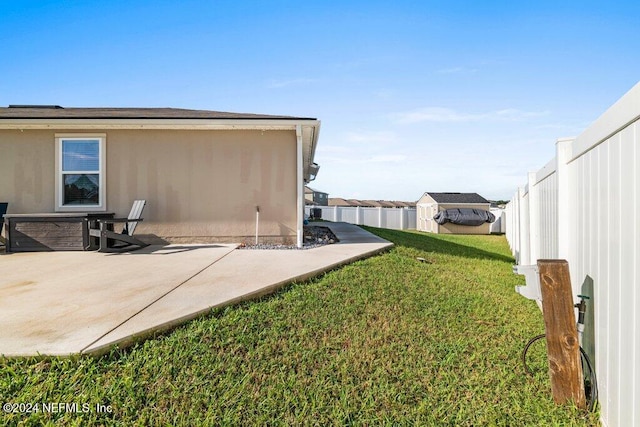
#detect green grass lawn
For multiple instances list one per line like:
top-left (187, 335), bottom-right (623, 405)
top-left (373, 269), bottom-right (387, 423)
top-left (0, 228), bottom-right (599, 426)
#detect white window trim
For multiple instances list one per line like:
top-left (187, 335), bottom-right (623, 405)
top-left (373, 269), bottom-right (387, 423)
top-left (55, 134), bottom-right (106, 212)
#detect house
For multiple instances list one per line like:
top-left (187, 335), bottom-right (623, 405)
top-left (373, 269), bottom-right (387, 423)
top-left (328, 198), bottom-right (416, 208)
top-left (329, 199), bottom-right (359, 207)
top-left (358, 200), bottom-right (384, 208)
top-left (304, 186), bottom-right (329, 206)
top-left (390, 200), bottom-right (417, 208)
top-left (0, 105), bottom-right (321, 247)
top-left (416, 192), bottom-right (493, 234)
top-left (359, 200), bottom-right (390, 208)
top-left (345, 199), bottom-right (368, 207)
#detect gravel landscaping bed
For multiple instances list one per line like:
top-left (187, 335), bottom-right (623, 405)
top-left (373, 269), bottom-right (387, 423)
top-left (238, 225), bottom-right (338, 250)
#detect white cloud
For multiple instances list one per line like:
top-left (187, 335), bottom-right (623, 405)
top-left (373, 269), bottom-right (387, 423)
top-left (317, 145), bottom-right (352, 154)
top-left (267, 78), bottom-right (318, 88)
top-left (493, 108), bottom-right (550, 120)
top-left (534, 121), bottom-right (587, 137)
top-left (344, 130), bottom-right (397, 144)
top-left (317, 153), bottom-right (407, 165)
top-left (365, 154), bottom-right (408, 163)
top-left (393, 107), bottom-right (475, 123)
top-left (392, 107), bottom-right (549, 124)
top-left (331, 59), bottom-right (364, 70)
top-left (373, 89), bottom-right (395, 98)
top-left (436, 66), bottom-right (478, 74)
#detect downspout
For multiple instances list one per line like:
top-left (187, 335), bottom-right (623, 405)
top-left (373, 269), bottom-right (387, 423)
top-left (296, 125), bottom-right (304, 248)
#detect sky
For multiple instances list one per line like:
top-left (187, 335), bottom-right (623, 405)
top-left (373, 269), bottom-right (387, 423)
top-left (2, 1), bottom-right (640, 202)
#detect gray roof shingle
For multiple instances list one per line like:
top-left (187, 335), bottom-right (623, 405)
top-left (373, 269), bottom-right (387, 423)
top-left (425, 192), bottom-right (489, 204)
top-left (0, 106), bottom-right (316, 120)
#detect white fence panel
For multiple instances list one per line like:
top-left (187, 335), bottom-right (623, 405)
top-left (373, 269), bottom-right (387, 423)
top-left (505, 82), bottom-right (640, 427)
top-left (489, 209), bottom-right (505, 234)
top-left (518, 186), bottom-right (530, 265)
top-left (361, 207), bottom-right (379, 226)
top-left (386, 207), bottom-right (412, 230)
top-left (340, 207), bottom-right (358, 224)
top-left (403, 209), bottom-right (418, 229)
top-left (536, 171), bottom-right (558, 259)
top-left (406, 208), bottom-right (416, 230)
top-left (531, 158), bottom-right (558, 260)
top-left (505, 190), bottom-right (520, 258)
top-left (383, 208), bottom-right (398, 229)
top-left (305, 206), bottom-right (417, 230)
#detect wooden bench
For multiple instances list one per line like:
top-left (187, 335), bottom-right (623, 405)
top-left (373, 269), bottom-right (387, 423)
top-left (3, 212), bottom-right (115, 252)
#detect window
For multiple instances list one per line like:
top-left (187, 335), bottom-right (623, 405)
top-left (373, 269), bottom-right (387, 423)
top-left (55, 136), bottom-right (106, 211)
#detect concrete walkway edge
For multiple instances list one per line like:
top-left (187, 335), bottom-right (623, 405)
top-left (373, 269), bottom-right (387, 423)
top-left (0, 222), bottom-right (392, 357)
top-left (84, 239), bottom-right (392, 356)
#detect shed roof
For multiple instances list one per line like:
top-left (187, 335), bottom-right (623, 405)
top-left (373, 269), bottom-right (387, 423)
top-left (424, 192), bottom-right (489, 204)
top-left (0, 106), bottom-right (315, 120)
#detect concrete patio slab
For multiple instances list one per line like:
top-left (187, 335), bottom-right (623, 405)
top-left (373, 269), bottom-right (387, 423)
top-left (0, 223), bottom-right (392, 357)
top-left (0, 244), bottom-right (237, 357)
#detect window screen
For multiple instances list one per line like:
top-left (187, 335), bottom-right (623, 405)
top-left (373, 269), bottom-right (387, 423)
top-left (62, 140), bottom-right (100, 171)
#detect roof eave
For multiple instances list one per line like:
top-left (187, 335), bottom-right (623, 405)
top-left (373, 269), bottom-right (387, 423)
top-left (0, 116), bottom-right (322, 183)
top-left (0, 117), bottom-right (320, 130)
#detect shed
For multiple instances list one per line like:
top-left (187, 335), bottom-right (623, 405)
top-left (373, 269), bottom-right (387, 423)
top-left (416, 192), bottom-right (493, 234)
top-left (0, 105), bottom-right (321, 247)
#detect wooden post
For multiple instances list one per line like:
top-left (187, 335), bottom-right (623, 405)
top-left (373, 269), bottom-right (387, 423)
top-left (537, 259), bottom-right (586, 409)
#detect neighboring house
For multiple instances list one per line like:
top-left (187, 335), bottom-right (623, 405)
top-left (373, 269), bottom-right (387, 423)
top-left (304, 186), bottom-right (329, 206)
top-left (346, 199), bottom-right (369, 207)
top-left (361, 200), bottom-right (395, 208)
top-left (0, 105), bottom-right (321, 247)
top-left (328, 197), bottom-right (355, 207)
top-left (391, 200), bottom-right (417, 208)
top-left (328, 198), bottom-right (416, 208)
top-left (359, 200), bottom-right (384, 208)
top-left (416, 192), bottom-right (493, 234)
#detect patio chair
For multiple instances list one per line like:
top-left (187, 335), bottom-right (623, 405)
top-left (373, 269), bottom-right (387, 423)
top-left (90, 200), bottom-right (149, 252)
top-left (0, 202), bottom-right (7, 246)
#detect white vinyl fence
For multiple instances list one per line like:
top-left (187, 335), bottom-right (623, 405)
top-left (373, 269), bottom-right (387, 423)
top-left (506, 82), bottom-right (640, 427)
top-left (305, 206), bottom-right (416, 230)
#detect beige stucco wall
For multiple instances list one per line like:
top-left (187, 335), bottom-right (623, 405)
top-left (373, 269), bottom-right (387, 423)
top-left (0, 130), bottom-right (56, 212)
top-left (0, 129), bottom-right (298, 243)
